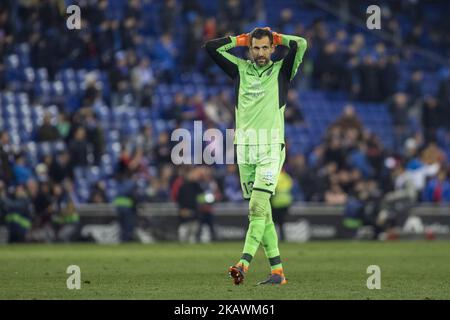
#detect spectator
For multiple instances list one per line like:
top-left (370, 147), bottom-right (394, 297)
top-left (422, 96), bottom-right (440, 143)
top-left (63, 179), bottom-right (81, 207)
top-left (153, 131), bottom-right (173, 166)
top-left (176, 167), bottom-right (202, 243)
top-left (160, 0), bottom-right (178, 34)
top-left (378, 55), bottom-right (399, 100)
top-left (154, 33), bottom-right (178, 83)
top-left (120, 16), bottom-right (140, 51)
top-left (33, 181), bottom-right (53, 226)
top-left (0, 131), bottom-right (13, 184)
top-left (36, 112), bottom-right (61, 142)
top-left (437, 70), bottom-right (450, 130)
top-left (125, 0), bottom-right (142, 21)
top-left (204, 94), bottom-right (233, 127)
top-left (183, 14), bottom-right (205, 72)
top-left (330, 105), bottom-right (363, 139)
top-left (135, 125), bottom-right (156, 161)
top-left (13, 153), bottom-right (33, 185)
top-left (218, 0), bottom-right (246, 34)
top-left (35, 155), bottom-right (52, 183)
top-left (289, 153), bottom-right (316, 201)
top-left (165, 92), bottom-right (187, 123)
top-left (277, 8), bottom-right (295, 34)
top-left (89, 181), bottom-right (107, 203)
top-left (422, 169), bottom-right (450, 203)
top-left (84, 111), bottom-right (105, 165)
top-left (109, 52), bottom-right (131, 106)
top-left (285, 89), bottom-right (305, 125)
top-left (83, 74), bottom-right (103, 108)
top-left (325, 182), bottom-right (348, 205)
top-left (51, 183), bottom-right (80, 242)
top-left (114, 170), bottom-right (140, 242)
top-left (69, 127), bottom-right (89, 167)
top-left (223, 165), bottom-right (242, 202)
top-left (358, 54), bottom-right (381, 102)
top-left (187, 93), bottom-right (207, 121)
top-left (170, 166), bottom-right (187, 203)
top-left (324, 137), bottom-right (346, 169)
top-left (157, 164), bottom-right (175, 202)
top-left (56, 111), bottom-right (71, 141)
top-left (313, 42), bottom-right (341, 91)
top-left (131, 57), bottom-right (155, 107)
top-left (196, 166), bottom-right (220, 242)
top-left (407, 70), bottom-right (424, 105)
top-left (1, 185), bottom-right (33, 243)
top-left (389, 93), bottom-right (411, 148)
top-left (49, 151), bottom-right (73, 184)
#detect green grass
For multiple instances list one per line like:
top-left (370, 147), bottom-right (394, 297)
top-left (0, 241), bottom-right (449, 300)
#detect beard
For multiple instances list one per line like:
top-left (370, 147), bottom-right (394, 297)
top-left (255, 56), bottom-right (269, 66)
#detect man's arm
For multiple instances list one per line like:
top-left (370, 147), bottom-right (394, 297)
top-left (204, 35), bottom-right (247, 80)
top-left (276, 33), bottom-right (308, 82)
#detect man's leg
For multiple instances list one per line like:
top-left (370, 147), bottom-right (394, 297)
top-left (261, 212), bottom-right (283, 271)
top-left (237, 144), bottom-right (270, 267)
top-left (257, 144), bottom-right (287, 284)
top-left (229, 146), bottom-right (256, 284)
top-left (238, 189), bottom-right (272, 268)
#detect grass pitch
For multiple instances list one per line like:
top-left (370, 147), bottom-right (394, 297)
top-left (0, 241), bottom-right (449, 300)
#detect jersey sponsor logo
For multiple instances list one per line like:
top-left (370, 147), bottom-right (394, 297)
top-left (245, 81), bottom-right (264, 98)
top-left (250, 81), bottom-right (262, 88)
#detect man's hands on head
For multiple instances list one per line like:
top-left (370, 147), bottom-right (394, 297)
top-left (236, 33), bottom-right (250, 47)
top-left (272, 31), bottom-right (283, 46)
top-left (235, 27), bottom-right (283, 47)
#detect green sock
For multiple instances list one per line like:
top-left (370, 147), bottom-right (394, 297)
top-left (262, 222), bottom-right (283, 271)
top-left (238, 253), bottom-right (252, 268)
top-left (241, 218), bottom-right (266, 261)
top-left (240, 190), bottom-right (271, 267)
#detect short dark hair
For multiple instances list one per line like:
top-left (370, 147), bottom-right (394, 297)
top-left (249, 28), bottom-right (273, 46)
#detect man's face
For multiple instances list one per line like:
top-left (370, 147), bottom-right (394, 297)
top-left (250, 36), bottom-right (275, 67)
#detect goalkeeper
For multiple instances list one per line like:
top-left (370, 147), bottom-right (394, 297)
top-left (204, 28), bottom-right (307, 285)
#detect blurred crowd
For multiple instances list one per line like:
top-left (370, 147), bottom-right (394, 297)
top-left (0, 0), bottom-right (450, 242)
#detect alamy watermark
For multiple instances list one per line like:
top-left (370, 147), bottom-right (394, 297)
top-left (170, 121), bottom-right (282, 165)
top-left (66, 265), bottom-right (81, 289)
top-left (366, 5), bottom-right (381, 30)
top-left (66, 5), bottom-right (81, 30)
top-left (366, 265), bottom-right (381, 289)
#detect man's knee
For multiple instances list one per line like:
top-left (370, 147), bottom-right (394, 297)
top-left (249, 199), bottom-right (266, 218)
top-left (248, 190), bottom-right (271, 220)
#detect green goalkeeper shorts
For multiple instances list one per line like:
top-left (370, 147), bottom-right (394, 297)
top-left (236, 143), bottom-right (286, 200)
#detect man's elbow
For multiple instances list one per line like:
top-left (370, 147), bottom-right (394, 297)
top-left (298, 37), bottom-right (308, 50)
top-left (203, 40), bottom-right (217, 55)
top-left (204, 37), bottom-right (231, 51)
top-left (203, 40), bottom-right (213, 49)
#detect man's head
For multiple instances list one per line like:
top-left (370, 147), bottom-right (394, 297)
top-left (249, 28), bottom-right (275, 67)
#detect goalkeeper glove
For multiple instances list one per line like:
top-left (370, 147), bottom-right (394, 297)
top-left (236, 33), bottom-right (250, 47)
top-left (272, 31), bottom-right (283, 46)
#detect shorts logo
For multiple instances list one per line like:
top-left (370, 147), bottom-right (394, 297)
top-left (262, 171), bottom-right (275, 186)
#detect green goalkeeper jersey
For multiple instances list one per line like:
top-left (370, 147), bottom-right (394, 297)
top-left (205, 34), bottom-right (307, 145)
